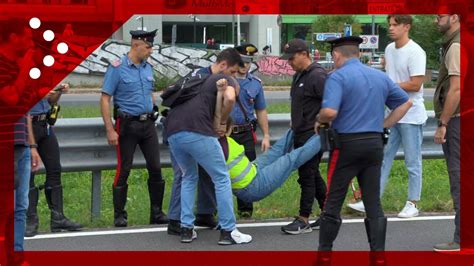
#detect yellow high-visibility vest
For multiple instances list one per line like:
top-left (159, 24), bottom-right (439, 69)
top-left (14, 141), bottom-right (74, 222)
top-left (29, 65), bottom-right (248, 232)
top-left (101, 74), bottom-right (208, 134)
top-left (226, 137), bottom-right (257, 189)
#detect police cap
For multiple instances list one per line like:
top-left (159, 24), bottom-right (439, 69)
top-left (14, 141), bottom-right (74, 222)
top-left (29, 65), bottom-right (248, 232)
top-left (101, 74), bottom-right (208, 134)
top-left (326, 36), bottom-right (363, 52)
top-left (130, 29), bottom-right (158, 46)
top-left (235, 43), bottom-right (258, 63)
top-left (280, 39), bottom-right (308, 60)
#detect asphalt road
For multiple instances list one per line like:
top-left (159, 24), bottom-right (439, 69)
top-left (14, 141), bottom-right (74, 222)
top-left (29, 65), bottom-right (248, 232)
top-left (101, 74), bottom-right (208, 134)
top-left (58, 89), bottom-right (435, 107)
top-left (25, 215), bottom-right (454, 251)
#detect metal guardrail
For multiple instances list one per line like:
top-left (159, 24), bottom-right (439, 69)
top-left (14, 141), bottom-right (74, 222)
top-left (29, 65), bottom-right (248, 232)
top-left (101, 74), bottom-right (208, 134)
top-left (40, 111), bottom-right (442, 220)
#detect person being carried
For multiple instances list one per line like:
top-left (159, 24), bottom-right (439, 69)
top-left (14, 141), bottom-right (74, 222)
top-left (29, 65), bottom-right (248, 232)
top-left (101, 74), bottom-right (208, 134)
top-left (219, 120), bottom-right (321, 203)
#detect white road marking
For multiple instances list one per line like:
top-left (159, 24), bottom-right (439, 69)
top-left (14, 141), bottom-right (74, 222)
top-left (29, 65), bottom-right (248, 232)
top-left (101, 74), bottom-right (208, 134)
top-left (26, 215), bottom-right (454, 240)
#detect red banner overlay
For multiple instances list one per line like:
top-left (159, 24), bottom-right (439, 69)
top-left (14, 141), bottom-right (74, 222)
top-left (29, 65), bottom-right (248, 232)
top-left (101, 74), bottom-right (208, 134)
top-left (0, 0), bottom-right (473, 265)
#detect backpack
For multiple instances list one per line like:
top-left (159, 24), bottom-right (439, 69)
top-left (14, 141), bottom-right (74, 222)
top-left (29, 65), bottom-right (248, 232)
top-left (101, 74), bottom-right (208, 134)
top-left (161, 73), bottom-right (209, 108)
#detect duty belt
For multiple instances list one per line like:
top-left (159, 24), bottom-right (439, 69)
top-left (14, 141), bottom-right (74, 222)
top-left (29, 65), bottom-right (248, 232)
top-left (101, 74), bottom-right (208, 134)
top-left (32, 114), bottom-right (48, 122)
top-left (338, 132), bottom-right (381, 142)
top-left (119, 113), bottom-right (153, 121)
top-left (232, 123), bottom-right (253, 134)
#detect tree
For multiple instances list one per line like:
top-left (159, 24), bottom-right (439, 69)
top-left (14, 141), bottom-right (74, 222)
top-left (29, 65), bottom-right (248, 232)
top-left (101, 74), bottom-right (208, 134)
top-left (311, 15), bottom-right (363, 57)
top-left (410, 15), bottom-right (443, 69)
top-left (378, 15), bottom-right (442, 69)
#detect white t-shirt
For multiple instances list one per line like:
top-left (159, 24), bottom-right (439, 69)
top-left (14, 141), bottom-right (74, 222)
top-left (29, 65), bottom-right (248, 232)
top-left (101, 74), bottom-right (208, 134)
top-left (385, 39), bottom-right (427, 124)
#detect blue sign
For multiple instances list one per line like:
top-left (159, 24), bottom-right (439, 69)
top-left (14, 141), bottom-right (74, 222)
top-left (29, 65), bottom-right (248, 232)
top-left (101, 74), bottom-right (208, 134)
top-left (344, 24), bottom-right (352, 36)
top-left (315, 33), bottom-right (342, 41)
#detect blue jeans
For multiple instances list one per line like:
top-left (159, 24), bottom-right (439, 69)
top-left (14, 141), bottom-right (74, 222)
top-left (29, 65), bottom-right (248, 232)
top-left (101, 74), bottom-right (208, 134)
top-left (14, 146), bottom-right (30, 251)
top-left (235, 129), bottom-right (321, 203)
top-left (380, 123), bottom-right (423, 201)
top-left (168, 151), bottom-right (217, 221)
top-left (168, 131), bottom-right (236, 231)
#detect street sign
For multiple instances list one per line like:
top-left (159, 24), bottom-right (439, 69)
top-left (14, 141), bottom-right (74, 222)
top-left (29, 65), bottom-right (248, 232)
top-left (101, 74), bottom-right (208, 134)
top-left (359, 35), bottom-right (379, 49)
top-left (219, 44), bottom-right (235, 50)
top-left (314, 32), bottom-right (342, 41)
top-left (344, 24), bottom-right (352, 37)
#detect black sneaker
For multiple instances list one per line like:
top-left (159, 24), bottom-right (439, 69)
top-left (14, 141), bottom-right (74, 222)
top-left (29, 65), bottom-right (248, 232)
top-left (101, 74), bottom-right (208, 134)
top-left (310, 218), bottom-right (321, 230)
top-left (281, 217), bottom-right (312, 235)
top-left (195, 214), bottom-right (218, 229)
top-left (218, 229), bottom-right (252, 245)
top-left (180, 227), bottom-right (197, 243)
top-left (167, 219), bottom-right (181, 236)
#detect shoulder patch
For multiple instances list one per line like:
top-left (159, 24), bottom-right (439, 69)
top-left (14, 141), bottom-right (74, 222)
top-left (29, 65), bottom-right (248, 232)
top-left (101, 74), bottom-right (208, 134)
top-left (111, 59), bottom-right (122, 67)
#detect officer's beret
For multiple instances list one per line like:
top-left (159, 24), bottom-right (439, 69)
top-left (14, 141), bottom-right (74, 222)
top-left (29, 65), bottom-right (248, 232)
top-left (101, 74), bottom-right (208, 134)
top-left (130, 29), bottom-right (158, 45)
top-left (235, 43), bottom-right (258, 63)
top-left (326, 36), bottom-right (363, 52)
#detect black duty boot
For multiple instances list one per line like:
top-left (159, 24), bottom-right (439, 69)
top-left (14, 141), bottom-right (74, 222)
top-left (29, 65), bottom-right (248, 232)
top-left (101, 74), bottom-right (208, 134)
top-left (113, 184), bottom-right (128, 227)
top-left (45, 185), bottom-right (83, 233)
top-left (167, 219), bottom-right (181, 236)
top-left (318, 214), bottom-right (342, 251)
top-left (25, 186), bottom-right (40, 237)
top-left (148, 179), bottom-right (169, 224)
top-left (364, 217), bottom-right (388, 266)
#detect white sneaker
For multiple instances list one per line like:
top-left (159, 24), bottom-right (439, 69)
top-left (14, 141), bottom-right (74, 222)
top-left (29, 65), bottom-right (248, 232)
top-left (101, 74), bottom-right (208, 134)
top-left (231, 229), bottom-right (252, 244)
top-left (218, 228), bottom-right (252, 245)
top-left (347, 201), bottom-right (365, 213)
top-left (397, 201), bottom-right (419, 218)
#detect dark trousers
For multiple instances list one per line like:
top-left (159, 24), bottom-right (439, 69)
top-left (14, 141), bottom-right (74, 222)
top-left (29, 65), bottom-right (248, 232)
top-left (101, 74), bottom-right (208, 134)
top-left (294, 130), bottom-right (326, 218)
top-left (30, 120), bottom-right (61, 188)
top-left (442, 117), bottom-right (460, 243)
top-left (114, 118), bottom-right (163, 187)
top-left (323, 135), bottom-right (385, 220)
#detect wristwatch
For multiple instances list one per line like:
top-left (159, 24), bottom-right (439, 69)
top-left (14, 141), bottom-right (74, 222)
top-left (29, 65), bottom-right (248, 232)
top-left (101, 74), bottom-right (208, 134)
top-left (437, 120), bottom-right (448, 127)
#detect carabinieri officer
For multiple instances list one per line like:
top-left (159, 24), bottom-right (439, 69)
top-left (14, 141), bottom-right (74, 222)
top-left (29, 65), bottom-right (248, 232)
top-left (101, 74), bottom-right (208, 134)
top-left (315, 36), bottom-right (412, 260)
top-left (100, 29), bottom-right (168, 227)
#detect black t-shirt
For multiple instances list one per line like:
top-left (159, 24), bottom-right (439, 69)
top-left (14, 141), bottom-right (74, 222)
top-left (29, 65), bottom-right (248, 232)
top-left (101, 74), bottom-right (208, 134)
top-left (166, 73), bottom-right (237, 138)
top-left (290, 62), bottom-right (327, 134)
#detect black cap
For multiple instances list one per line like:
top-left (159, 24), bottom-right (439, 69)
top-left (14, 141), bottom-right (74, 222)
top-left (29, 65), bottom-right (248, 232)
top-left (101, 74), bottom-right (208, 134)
top-left (280, 39), bottom-right (308, 60)
top-left (130, 29), bottom-right (158, 45)
top-left (235, 43), bottom-right (258, 63)
top-left (326, 36), bottom-right (363, 52)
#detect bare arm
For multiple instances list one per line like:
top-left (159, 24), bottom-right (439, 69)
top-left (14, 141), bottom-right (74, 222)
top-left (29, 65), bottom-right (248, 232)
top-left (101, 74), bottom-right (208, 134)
top-left (434, 76), bottom-right (460, 144)
top-left (439, 76), bottom-right (460, 124)
top-left (46, 83), bottom-right (68, 104)
top-left (318, 108), bottom-right (338, 123)
top-left (256, 108), bottom-right (270, 151)
top-left (383, 99), bottom-right (413, 128)
top-left (100, 93), bottom-right (118, 146)
top-left (398, 75), bottom-right (425, 92)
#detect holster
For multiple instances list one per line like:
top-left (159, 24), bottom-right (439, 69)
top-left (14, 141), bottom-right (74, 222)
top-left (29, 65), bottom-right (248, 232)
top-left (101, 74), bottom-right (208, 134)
top-left (47, 104), bottom-right (60, 126)
top-left (320, 127), bottom-right (340, 152)
top-left (382, 128), bottom-right (390, 145)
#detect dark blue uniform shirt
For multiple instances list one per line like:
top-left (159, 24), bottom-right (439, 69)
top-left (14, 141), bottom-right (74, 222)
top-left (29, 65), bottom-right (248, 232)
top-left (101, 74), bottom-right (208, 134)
top-left (30, 98), bottom-right (50, 115)
top-left (322, 58), bottom-right (409, 133)
top-left (101, 55), bottom-right (155, 116)
top-left (231, 73), bottom-right (266, 125)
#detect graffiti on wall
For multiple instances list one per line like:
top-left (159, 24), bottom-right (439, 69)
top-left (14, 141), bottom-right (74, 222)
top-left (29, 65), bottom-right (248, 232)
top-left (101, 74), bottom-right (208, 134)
top-left (71, 40), bottom-right (295, 80)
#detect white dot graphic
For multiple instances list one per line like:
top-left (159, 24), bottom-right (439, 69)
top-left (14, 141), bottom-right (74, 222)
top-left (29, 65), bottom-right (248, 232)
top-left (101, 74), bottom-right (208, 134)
top-left (57, 42), bottom-right (68, 54)
top-left (29, 17), bottom-right (41, 29)
top-left (29, 68), bottom-right (41, 79)
top-left (43, 55), bottom-right (54, 67)
top-left (43, 30), bottom-right (55, 42)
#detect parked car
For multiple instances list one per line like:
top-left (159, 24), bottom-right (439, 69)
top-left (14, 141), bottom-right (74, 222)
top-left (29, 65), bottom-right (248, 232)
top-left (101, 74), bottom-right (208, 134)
top-left (369, 54), bottom-right (384, 70)
top-left (431, 70), bottom-right (439, 81)
top-left (317, 60), bottom-right (334, 71)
